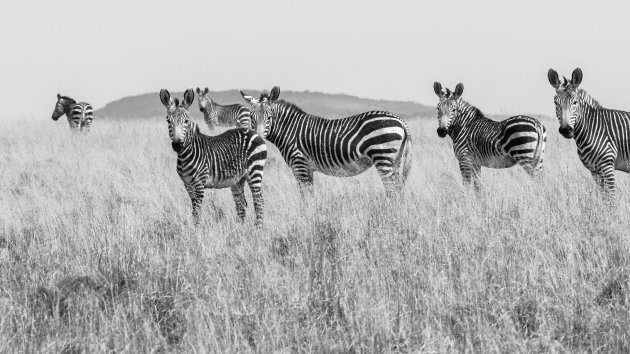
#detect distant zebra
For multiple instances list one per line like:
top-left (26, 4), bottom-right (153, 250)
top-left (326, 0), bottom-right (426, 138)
top-left (51, 94), bottom-right (93, 132)
top-left (160, 88), bottom-right (267, 226)
top-left (433, 82), bottom-right (546, 190)
top-left (548, 67), bottom-right (630, 203)
top-left (196, 87), bottom-right (253, 131)
top-left (240, 86), bottom-right (412, 195)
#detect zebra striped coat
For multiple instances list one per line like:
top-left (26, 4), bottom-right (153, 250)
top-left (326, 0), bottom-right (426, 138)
top-left (196, 87), bottom-right (253, 131)
top-left (241, 86), bottom-right (412, 195)
top-left (434, 82), bottom-right (546, 189)
top-left (160, 88), bottom-right (267, 226)
top-left (549, 67), bottom-right (630, 202)
top-left (51, 94), bottom-right (93, 132)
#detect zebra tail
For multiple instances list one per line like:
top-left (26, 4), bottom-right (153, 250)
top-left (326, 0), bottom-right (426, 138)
top-left (396, 122), bottom-right (412, 185)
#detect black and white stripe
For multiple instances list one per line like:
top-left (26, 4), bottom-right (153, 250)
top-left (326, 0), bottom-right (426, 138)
top-left (51, 94), bottom-right (93, 132)
top-left (434, 82), bottom-right (546, 189)
top-left (160, 89), bottom-right (267, 226)
top-left (196, 87), bottom-right (253, 131)
top-left (549, 67), bottom-right (630, 204)
top-left (240, 86), bottom-right (412, 195)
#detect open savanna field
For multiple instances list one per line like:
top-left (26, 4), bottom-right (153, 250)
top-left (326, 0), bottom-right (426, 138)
top-left (1, 115), bottom-right (630, 353)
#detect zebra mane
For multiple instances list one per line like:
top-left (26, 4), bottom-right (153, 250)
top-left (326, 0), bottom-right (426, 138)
top-left (60, 96), bottom-right (76, 104)
top-left (577, 89), bottom-right (602, 109)
top-left (275, 100), bottom-right (305, 114)
top-left (457, 99), bottom-right (486, 119)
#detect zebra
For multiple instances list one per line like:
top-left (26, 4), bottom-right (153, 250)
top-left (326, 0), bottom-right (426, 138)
top-left (433, 82), bottom-right (546, 190)
top-left (160, 88), bottom-right (267, 226)
top-left (195, 87), bottom-right (254, 131)
top-left (240, 86), bottom-right (412, 196)
top-left (51, 94), bottom-right (93, 132)
top-left (548, 67), bottom-right (630, 204)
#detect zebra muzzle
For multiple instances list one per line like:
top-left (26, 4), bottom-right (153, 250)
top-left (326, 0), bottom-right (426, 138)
top-left (558, 126), bottom-right (574, 139)
top-left (171, 141), bottom-right (183, 152)
top-left (437, 127), bottom-right (448, 138)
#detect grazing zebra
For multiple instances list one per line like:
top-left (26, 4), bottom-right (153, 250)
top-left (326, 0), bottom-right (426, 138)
top-left (240, 86), bottom-right (412, 195)
top-left (433, 82), bottom-right (546, 189)
top-left (195, 87), bottom-right (254, 131)
top-left (160, 88), bottom-right (267, 226)
top-left (51, 94), bottom-right (93, 132)
top-left (548, 67), bottom-right (630, 203)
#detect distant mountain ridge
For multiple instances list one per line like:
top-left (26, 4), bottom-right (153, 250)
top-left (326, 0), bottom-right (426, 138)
top-left (95, 89), bottom-right (435, 120)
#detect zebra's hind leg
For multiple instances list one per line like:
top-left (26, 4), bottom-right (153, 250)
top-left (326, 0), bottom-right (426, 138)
top-left (374, 159), bottom-right (402, 197)
top-left (185, 184), bottom-right (205, 225)
top-left (247, 180), bottom-right (264, 228)
top-left (519, 159), bottom-right (543, 178)
top-left (231, 180), bottom-right (248, 223)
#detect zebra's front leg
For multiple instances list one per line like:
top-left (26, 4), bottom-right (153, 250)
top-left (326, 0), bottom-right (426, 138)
top-left (184, 183), bottom-right (205, 225)
top-left (592, 166), bottom-right (616, 207)
top-left (459, 159), bottom-right (481, 192)
top-left (231, 180), bottom-right (248, 223)
top-left (289, 156), bottom-right (314, 195)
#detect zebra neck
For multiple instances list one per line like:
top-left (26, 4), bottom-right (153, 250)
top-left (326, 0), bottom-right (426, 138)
top-left (450, 102), bottom-right (484, 140)
top-left (573, 104), bottom-right (600, 141)
top-left (265, 103), bottom-right (307, 146)
top-left (63, 100), bottom-right (76, 118)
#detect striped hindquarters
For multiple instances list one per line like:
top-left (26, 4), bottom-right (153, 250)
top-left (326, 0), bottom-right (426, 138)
top-left (355, 113), bottom-right (409, 176)
top-left (498, 116), bottom-right (545, 161)
top-left (70, 103), bottom-right (93, 132)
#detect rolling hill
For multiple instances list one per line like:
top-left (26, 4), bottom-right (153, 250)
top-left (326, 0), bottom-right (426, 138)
top-left (95, 89), bottom-right (436, 120)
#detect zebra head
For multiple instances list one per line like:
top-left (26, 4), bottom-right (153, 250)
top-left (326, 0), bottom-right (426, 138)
top-left (160, 88), bottom-right (197, 152)
top-left (548, 68), bottom-right (583, 139)
top-left (52, 93), bottom-right (72, 121)
top-left (195, 87), bottom-right (218, 127)
top-left (434, 82), bottom-right (464, 138)
top-left (240, 86), bottom-right (280, 138)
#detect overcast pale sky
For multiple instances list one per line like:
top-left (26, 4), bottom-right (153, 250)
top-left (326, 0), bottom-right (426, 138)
top-left (2, 0), bottom-right (629, 119)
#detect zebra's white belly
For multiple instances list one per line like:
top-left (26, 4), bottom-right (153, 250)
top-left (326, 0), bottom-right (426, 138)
top-left (478, 155), bottom-right (515, 169)
top-left (313, 157), bottom-right (372, 177)
top-left (204, 175), bottom-right (243, 189)
top-left (615, 157), bottom-right (630, 172)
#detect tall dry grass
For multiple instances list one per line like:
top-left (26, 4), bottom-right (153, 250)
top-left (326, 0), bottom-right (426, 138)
top-left (1, 115), bottom-right (629, 353)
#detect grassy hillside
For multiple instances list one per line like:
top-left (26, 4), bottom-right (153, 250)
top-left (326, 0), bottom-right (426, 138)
top-left (1, 116), bottom-right (630, 352)
top-left (95, 89), bottom-right (435, 120)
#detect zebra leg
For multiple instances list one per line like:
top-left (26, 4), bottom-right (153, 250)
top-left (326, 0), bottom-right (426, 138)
top-left (459, 159), bottom-right (481, 191)
top-left (373, 157), bottom-right (401, 197)
top-left (231, 180), bottom-right (248, 223)
top-left (519, 159), bottom-right (541, 178)
top-left (247, 180), bottom-right (264, 228)
top-left (593, 167), bottom-right (616, 207)
top-left (184, 183), bottom-right (205, 225)
top-left (289, 155), bottom-right (314, 193)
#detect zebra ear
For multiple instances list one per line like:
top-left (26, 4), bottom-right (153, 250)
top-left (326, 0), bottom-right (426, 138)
top-left (195, 87), bottom-right (201, 95)
top-left (571, 68), bottom-right (583, 87)
top-left (548, 69), bottom-right (560, 89)
top-left (240, 90), bottom-right (255, 104)
top-left (57, 93), bottom-right (61, 100)
top-left (269, 86), bottom-right (280, 101)
top-left (433, 82), bottom-right (443, 97)
top-left (182, 89), bottom-right (194, 109)
top-left (453, 83), bottom-right (464, 98)
top-left (204, 87), bottom-right (209, 95)
top-left (159, 89), bottom-right (174, 109)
